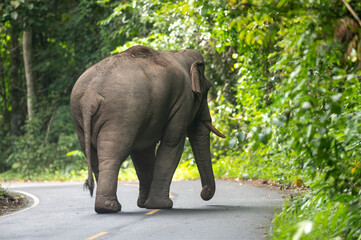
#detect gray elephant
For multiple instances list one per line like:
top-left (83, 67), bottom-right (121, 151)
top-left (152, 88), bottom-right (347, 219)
top-left (70, 45), bottom-right (225, 213)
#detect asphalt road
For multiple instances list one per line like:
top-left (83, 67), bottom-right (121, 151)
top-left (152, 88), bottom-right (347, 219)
top-left (0, 180), bottom-right (284, 240)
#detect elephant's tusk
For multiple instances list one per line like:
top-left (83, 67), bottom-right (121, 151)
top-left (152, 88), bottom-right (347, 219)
top-left (204, 122), bottom-right (226, 138)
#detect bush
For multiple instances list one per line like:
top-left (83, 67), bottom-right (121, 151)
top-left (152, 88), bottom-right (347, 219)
top-left (4, 107), bottom-right (85, 179)
top-left (272, 190), bottom-right (361, 239)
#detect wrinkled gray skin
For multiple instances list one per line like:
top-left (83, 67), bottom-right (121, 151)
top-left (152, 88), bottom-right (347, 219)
top-left (70, 46), bottom-right (225, 213)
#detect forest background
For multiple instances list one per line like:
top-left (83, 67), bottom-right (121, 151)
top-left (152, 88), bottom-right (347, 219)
top-left (1, 0), bottom-right (361, 239)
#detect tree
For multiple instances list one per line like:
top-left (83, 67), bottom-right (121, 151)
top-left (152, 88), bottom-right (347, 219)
top-left (10, 26), bottom-right (22, 136)
top-left (22, 27), bottom-right (35, 121)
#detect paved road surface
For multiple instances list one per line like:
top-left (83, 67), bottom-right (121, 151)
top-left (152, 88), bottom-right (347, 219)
top-left (0, 180), bottom-right (284, 240)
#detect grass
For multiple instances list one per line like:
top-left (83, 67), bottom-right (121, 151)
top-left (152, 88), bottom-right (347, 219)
top-left (271, 191), bottom-right (361, 240)
top-left (0, 169), bottom-right (89, 182)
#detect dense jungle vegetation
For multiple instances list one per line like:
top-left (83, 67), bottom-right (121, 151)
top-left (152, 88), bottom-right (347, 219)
top-left (1, 0), bottom-right (361, 239)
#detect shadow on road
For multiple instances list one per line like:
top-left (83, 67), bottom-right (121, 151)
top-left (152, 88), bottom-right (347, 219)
top-left (111, 204), bottom-right (280, 216)
top-left (168, 204), bottom-right (279, 214)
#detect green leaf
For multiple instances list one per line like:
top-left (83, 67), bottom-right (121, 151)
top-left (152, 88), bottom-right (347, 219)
top-left (10, 11), bottom-right (18, 20)
top-left (290, 65), bottom-right (302, 80)
top-left (259, 133), bottom-right (268, 144)
top-left (245, 31), bottom-right (254, 45)
top-left (302, 102), bottom-right (312, 110)
top-left (237, 132), bottom-right (245, 142)
top-left (331, 93), bottom-right (342, 103)
top-left (66, 150), bottom-right (82, 157)
top-left (307, 125), bottom-right (312, 139)
top-left (10, 0), bottom-right (21, 8)
top-left (277, 0), bottom-right (287, 8)
top-left (228, 138), bottom-right (238, 149)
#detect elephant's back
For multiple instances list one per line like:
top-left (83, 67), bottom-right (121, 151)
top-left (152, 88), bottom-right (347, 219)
top-left (71, 46), bottom-right (189, 143)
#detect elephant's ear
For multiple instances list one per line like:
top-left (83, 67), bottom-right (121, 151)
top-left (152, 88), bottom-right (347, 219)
top-left (190, 61), bottom-right (205, 95)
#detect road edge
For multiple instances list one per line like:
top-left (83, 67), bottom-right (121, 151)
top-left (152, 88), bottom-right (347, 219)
top-left (0, 190), bottom-right (40, 218)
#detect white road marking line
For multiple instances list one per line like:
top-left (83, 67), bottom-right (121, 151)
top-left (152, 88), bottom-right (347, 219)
top-left (0, 190), bottom-right (40, 218)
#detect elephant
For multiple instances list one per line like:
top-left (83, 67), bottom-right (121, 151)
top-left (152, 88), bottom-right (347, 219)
top-left (70, 45), bottom-right (225, 213)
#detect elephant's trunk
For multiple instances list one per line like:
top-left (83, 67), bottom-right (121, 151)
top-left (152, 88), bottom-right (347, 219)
top-left (189, 122), bottom-right (216, 201)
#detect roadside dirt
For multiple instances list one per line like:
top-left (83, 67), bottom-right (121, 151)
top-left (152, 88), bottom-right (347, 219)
top-left (231, 178), bottom-right (310, 197)
top-left (0, 191), bottom-right (28, 216)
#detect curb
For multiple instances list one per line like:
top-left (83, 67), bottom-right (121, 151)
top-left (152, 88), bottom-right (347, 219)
top-left (0, 190), bottom-right (40, 218)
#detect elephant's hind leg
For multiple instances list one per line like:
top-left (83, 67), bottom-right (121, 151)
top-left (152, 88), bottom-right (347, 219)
top-left (131, 144), bottom-right (156, 208)
top-left (95, 158), bottom-right (123, 213)
top-left (94, 130), bottom-right (131, 213)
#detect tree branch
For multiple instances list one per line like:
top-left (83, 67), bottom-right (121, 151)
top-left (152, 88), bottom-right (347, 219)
top-left (45, 105), bottom-right (57, 144)
top-left (11, 83), bottom-right (26, 93)
top-left (342, 0), bottom-right (361, 27)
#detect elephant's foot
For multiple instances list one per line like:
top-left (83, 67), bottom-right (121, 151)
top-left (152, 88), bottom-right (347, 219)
top-left (137, 196), bottom-right (147, 208)
top-left (144, 197), bottom-right (173, 209)
top-left (137, 189), bottom-right (151, 208)
top-left (95, 195), bottom-right (122, 214)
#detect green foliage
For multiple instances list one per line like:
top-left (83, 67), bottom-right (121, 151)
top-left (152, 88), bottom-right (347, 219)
top-left (96, 1), bottom-right (361, 238)
top-left (1, 0), bottom-right (361, 238)
top-left (0, 184), bottom-right (7, 196)
top-left (0, 0), bottom-right (110, 178)
top-left (4, 115), bottom-right (84, 179)
top-left (272, 191), bottom-right (361, 239)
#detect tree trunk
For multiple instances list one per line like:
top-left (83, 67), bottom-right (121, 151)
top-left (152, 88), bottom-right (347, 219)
top-left (10, 29), bottom-right (21, 135)
top-left (0, 56), bottom-right (7, 129)
top-left (23, 28), bottom-right (35, 121)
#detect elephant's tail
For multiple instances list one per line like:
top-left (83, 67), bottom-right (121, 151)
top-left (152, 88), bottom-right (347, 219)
top-left (80, 93), bottom-right (105, 197)
top-left (83, 110), bottom-right (94, 197)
